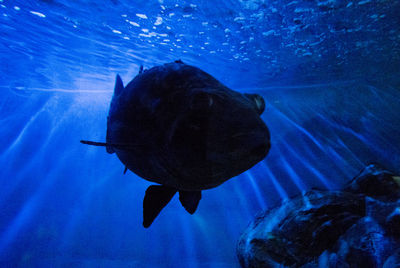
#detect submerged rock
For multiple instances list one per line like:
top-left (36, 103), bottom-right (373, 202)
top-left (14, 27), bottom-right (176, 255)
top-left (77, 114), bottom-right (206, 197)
top-left (237, 164), bottom-right (400, 267)
top-left (344, 164), bottom-right (400, 201)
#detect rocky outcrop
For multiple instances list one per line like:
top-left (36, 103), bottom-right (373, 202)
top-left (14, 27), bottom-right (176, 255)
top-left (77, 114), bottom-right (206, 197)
top-left (237, 164), bottom-right (400, 267)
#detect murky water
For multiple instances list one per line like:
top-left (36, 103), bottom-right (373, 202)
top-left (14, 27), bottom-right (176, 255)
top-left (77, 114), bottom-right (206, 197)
top-left (0, 0), bottom-right (399, 266)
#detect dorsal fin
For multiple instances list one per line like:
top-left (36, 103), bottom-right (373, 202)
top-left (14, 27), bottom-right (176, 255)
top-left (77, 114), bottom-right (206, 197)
top-left (107, 74), bottom-right (124, 153)
top-left (114, 74), bottom-right (124, 96)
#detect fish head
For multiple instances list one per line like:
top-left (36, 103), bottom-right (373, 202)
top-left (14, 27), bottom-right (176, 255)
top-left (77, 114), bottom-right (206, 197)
top-left (168, 87), bottom-right (270, 187)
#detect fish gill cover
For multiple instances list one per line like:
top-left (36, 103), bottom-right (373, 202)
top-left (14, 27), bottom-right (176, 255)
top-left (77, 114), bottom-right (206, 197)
top-left (0, 0), bottom-right (399, 267)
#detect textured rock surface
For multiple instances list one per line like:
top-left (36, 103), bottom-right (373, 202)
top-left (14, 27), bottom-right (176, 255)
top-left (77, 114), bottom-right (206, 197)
top-left (237, 164), bottom-right (400, 267)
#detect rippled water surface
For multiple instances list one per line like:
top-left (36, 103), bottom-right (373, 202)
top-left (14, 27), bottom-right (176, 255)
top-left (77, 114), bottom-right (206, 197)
top-left (0, 0), bottom-right (399, 267)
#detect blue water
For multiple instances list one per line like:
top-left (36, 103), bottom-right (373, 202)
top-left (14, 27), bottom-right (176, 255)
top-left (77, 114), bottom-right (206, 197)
top-left (1, 0), bottom-right (399, 267)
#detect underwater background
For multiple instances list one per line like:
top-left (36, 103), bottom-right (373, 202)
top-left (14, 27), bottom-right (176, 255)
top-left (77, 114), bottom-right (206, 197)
top-left (0, 0), bottom-right (399, 267)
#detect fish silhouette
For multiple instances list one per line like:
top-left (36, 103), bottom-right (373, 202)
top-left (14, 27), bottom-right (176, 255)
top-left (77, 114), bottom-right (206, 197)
top-left (81, 60), bottom-right (270, 227)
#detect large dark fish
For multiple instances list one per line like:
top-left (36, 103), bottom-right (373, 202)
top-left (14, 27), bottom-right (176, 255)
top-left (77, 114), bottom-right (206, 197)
top-left (81, 60), bottom-right (270, 227)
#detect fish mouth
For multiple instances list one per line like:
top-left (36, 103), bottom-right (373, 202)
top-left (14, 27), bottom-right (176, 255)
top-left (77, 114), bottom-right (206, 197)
top-left (231, 142), bottom-right (270, 160)
top-left (231, 132), bottom-right (247, 139)
top-left (231, 131), bottom-right (265, 139)
top-left (249, 143), bottom-right (270, 157)
top-left (231, 131), bottom-right (270, 159)
top-left (208, 136), bottom-right (270, 164)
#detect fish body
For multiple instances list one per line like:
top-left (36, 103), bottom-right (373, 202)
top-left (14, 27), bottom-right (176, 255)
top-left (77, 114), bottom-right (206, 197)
top-left (82, 61), bottom-right (270, 227)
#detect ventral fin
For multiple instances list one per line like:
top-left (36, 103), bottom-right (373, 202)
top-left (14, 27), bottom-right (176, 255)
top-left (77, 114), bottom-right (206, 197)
top-left (179, 190), bottom-right (202, 214)
top-left (114, 74), bottom-right (124, 96)
top-left (143, 185), bottom-right (177, 228)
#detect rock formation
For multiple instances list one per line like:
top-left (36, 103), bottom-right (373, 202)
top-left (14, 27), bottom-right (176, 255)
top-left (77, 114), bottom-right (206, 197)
top-left (237, 164), bottom-right (400, 267)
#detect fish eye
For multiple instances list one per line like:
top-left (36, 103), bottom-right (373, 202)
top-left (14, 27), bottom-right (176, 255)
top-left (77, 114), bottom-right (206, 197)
top-left (244, 93), bottom-right (265, 115)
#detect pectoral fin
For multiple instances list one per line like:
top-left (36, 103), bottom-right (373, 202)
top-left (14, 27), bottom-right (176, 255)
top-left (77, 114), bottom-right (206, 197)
top-left (143, 185), bottom-right (177, 228)
top-left (179, 190), bottom-right (201, 214)
top-left (80, 140), bottom-right (142, 152)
